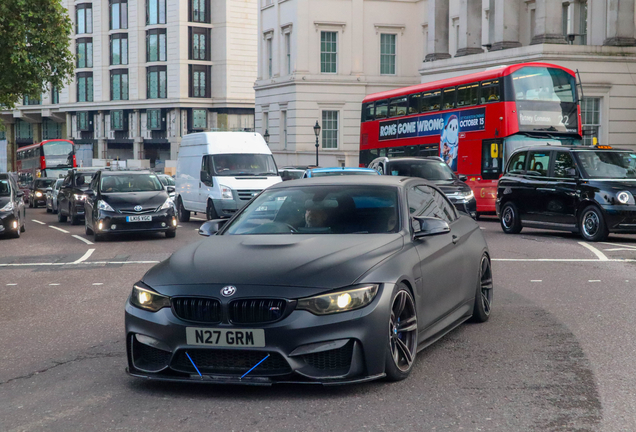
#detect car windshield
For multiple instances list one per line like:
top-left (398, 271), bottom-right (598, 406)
top-left (0, 180), bottom-right (10, 196)
top-left (45, 169), bottom-right (70, 180)
top-left (388, 160), bottom-right (455, 181)
top-left (574, 151), bottom-right (636, 179)
top-left (159, 176), bottom-right (175, 186)
top-left (34, 179), bottom-right (55, 188)
top-left (311, 170), bottom-right (377, 177)
top-left (100, 174), bottom-right (164, 193)
top-left (224, 185), bottom-right (399, 235)
top-left (281, 170), bottom-right (305, 180)
top-left (211, 154), bottom-right (278, 176)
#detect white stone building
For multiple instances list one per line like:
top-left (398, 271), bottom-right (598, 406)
top-left (256, 0), bottom-right (636, 168)
top-left (1, 0), bottom-right (257, 171)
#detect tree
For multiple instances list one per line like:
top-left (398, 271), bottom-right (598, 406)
top-left (0, 0), bottom-right (74, 109)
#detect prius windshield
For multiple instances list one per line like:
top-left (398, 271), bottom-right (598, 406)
top-left (388, 160), bottom-right (455, 181)
top-left (224, 185), bottom-right (399, 235)
top-left (211, 154), bottom-right (278, 176)
top-left (574, 151), bottom-right (636, 179)
top-left (100, 174), bottom-right (164, 193)
top-left (0, 180), bottom-right (10, 196)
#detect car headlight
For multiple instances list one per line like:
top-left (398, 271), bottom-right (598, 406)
top-left (130, 284), bottom-right (171, 312)
top-left (461, 190), bottom-right (475, 200)
top-left (297, 284), bottom-right (379, 315)
top-left (220, 185), bottom-right (233, 200)
top-left (74, 194), bottom-right (87, 201)
top-left (0, 201), bottom-right (14, 212)
top-left (160, 198), bottom-right (175, 210)
top-left (98, 200), bottom-right (114, 211)
top-left (616, 191), bottom-right (633, 205)
top-left (35, 191), bottom-right (43, 197)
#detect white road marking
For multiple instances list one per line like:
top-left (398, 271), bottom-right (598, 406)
top-left (49, 226), bottom-right (70, 234)
top-left (178, 225), bottom-right (182, 228)
top-left (603, 248), bottom-right (636, 252)
top-left (531, 280), bottom-right (542, 282)
top-left (72, 235), bottom-right (94, 245)
top-left (72, 249), bottom-right (95, 264)
top-left (6, 283), bottom-right (17, 286)
top-left (589, 280), bottom-right (601, 282)
top-left (602, 242), bottom-right (636, 250)
top-left (92, 283), bottom-right (103, 286)
top-left (31, 220), bottom-right (46, 225)
top-left (191, 217), bottom-right (206, 221)
top-left (578, 242), bottom-right (609, 261)
top-left (0, 260), bottom-right (159, 267)
top-left (49, 283), bottom-right (60, 286)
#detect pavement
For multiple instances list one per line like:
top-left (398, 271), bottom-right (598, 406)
top-left (0, 209), bottom-right (635, 431)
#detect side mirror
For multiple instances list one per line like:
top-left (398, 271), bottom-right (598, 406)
top-left (412, 216), bottom-right (450, 239)
top-left (85, 189), bottom-right (95, 197)
top-left (459, 175), bottom-right (468, 182)
top-left (200, 170), bottom-right (213, 186)
top-left (198, 219), bottom-right (228, 236)
top-left (45, 187), bottom-right (53, 192)
top-left (16, 191), bottom-right (24, 198)
top-left (166, 186), bottom-right (175, 194)
top-left (566, 168), bottom-right (578, 178)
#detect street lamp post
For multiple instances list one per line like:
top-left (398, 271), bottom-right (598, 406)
top-left (263, 129), bottom-right (270, 145)
top-left (313, 121), bottom-right (321, 167)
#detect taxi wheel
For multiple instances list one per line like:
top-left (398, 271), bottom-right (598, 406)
top-left (85, 219), bottom-right (93, 236)
top-left (500, 202), bottom-right (522, 234)
top-left (579, 205), bottom-right (608, 242)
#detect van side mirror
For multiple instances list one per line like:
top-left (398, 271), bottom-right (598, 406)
top-left (198, 219), bottom-right (228, 236)
top-left (412, 216), bottom-right (450, 239)
top-left (166, 186), bottom-right (175, 194)
top-left (200, 170), bottom-right (213, 186)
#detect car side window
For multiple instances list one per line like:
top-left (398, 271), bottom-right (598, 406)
top-left (407, 185), bottom-right (453, 223)
top-left (63, 174), bottom-right (72, 187)
top-left (527, 151), bottom-right (551, 177)
top-left (553, 152), bottom-right (577, 178)
top-left (507, 151), bottom-right (527, 174)
top-left (429, 187), bottom-right (458, 223)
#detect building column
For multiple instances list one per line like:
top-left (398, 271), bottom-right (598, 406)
top-left (604, 0), bottom-right (636, 46)
top-left (133, 110), bottom-right (143, 160)
top-left (425, 0), bottom-right (452, 61)
top-left (169, 109), bottom-right (181, 161)
top-left (96, 111), bottom-right (107, 160)
top-left (531, 0), bottom-right (567, 44)
top-left (456, 0), bottom-right (484, 56)
top-left (490, 0), bottom-right (521, 50)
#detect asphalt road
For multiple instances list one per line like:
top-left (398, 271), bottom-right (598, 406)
top-left (1, 208), bottom-right (635, 431)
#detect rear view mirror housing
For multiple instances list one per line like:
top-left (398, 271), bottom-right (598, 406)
top-left (412, 216), bottom-right (451, 239)
top-left (198, 219), bottom-right (228, 236)
top-left (459, 175), bottom-right (468, 182)
top-left (200, 170), bottom-right (213, 186)
top-left (166, 186), bottom-right (175, 194)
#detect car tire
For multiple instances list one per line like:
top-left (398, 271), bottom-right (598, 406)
top-left (70, 206), bottom-right (80, 225)
top-left (166, 230), bottom-right (176, 238)
top-left (384, 283), bottom-right (418, 382)
top-left (33, 201), bottom-right (38, 209)
top-left (46, 206), bottom-right (52, 213)
top-left (474, 212), bottom-right (481, 221)
top-left (28, 199), bottom-right (33, 208)
top-left (500, 202), bottom-right (522, 234)
top-left (471, 254), bottom-right (493, 323)
top-left (58, 205), bottom-right (67, 223)
top-left (94, 232), bottom-right (104, 242)
top-left (579, 205), bottom-right (609, 242)
top-left (85, 219), bottom-right (93, 236)
top-left (206, 200), bottom-right (218, 221)
top-left (177, 198), bottom-right (190, 222)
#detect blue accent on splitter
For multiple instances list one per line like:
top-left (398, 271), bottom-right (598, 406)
top-left (240, 354), bottom-right (270, 379)
top-left (186, 352), bottom-right (203, 378)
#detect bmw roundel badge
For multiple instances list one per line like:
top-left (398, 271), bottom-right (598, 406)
top-left (221, 286), bottom-right (237, 297)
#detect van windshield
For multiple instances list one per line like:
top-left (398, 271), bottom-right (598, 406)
top-left (211, 154), bottom-right (278, 176)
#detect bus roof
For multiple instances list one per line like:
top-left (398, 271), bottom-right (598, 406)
top-left (362, 62), bottom-right (576, 103)
top-left (16, 139), bottom-right (74, 153)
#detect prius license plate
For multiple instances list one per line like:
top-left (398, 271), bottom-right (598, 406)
top-left (186, 328), bottom-right (265, 347)
top-left (126, 215), bottom-right (152, 222)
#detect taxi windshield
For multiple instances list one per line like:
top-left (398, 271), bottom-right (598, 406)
top-left (574, 151), bottom-right (636, 179)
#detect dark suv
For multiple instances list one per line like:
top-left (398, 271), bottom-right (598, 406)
top-left (29, 177), bottom-right (56, 208)
top-left (497, 145), bottom-right (636, 242)
top-left (57, 169), bottom-right (97, 225)
top-left (0, 173), bottom-right (26, 238)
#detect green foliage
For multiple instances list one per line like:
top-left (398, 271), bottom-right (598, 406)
top-left (0, 0), bottom-right (74, 109)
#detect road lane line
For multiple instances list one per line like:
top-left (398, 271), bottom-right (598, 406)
top-left (589, 280), bottom-right (601, 282)
top-left (191, 217), bottom-right (206, 221)
top-left (49, 226), bottom-right (70, 234)
top-left (0, 260), bottom-right (160, 267)
top-left (603, 248), bottom-right (636, 251)
top-left (92, 283), bottom-right (103, 286)
top-left (531, 280), bottom-right (542, 282)
top-left (73, 249), bottom-right (95, 264)
top-left (31, 220), bottom-right (46, 225)
top-left (578, 242), bottom-right (609, 261)
top-left (72, 235), bottom-right (94, 245)
top-left (6, 284), bottom-right (17, 286)
top-left (49, 283), bottom-right (60, 286)
top-left (602, 242), bottom-right (636, 250)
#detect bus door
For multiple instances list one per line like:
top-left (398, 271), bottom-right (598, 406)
top-left (477, 139), bottom-right (503, 210)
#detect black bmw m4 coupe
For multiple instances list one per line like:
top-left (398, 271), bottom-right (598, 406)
top-left (125, 176), bottom-right (493, 385)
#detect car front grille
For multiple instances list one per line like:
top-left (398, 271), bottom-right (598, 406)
top-left (118, 208), bottom-right (158, 214)
top-left (229, 299), bottom-right (287, 324)
top-left (171, 349), bottom-right (291, 376)
top-left (172, 297), bottom-right (222, 323)
top-left (301, 341), bottom-right (354, 371)
top-left (237, 190), bottom-right (261, 201)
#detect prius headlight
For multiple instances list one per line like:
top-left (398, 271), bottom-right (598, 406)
top-left (159, 198), bottom-right (175, 210)
top-left (616, 191), bottom-right (633, 205)
top-left (130, 284), bottom-right (171, 312)
top-left (98, 200), bottom-right (114, 211)
top-left (297, 285), bottom-right (379, 315)
top-left (0, 201), bottom-right (14, 212)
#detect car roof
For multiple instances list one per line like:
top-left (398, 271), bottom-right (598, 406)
top-left (101, 170), bottom-right (155, 176)
top-left (270, 174), bottom-right (432, 189)
top-left (309, 167), bottom-right (377, 172)
top-left (510, 145), bottom-right (631, 155)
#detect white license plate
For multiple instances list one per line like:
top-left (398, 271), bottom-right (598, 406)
top-left (126, 215), bottom-right (152, 222)
top-left (186, 327), bottom-right (265, 347)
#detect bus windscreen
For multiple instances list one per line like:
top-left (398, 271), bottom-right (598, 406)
top-left (43, 140), bottom-right (74, 157)
top-left (511, 67), bottom-right (576, 103)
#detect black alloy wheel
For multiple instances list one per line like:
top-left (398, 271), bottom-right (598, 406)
top-left (206, 200), bottom-right (218, 221)
top-left (579, 205), bottom-right (609, 242)
top-left (177, 198), bottom-right (190, 222)
top-left (385, 284), bottom-right (418, 381)
top-left (471, 254), bottom-right (493, 323)
top-left (500, 202), bottom-right (522, 234)
top-left (57, 204), bottom-right (67, 222)
top-left (85, 218), bottom-right (93, 235)
top-left (70, 205), bottom-right (80, 225)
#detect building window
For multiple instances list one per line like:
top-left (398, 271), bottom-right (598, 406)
top-left (110, 34), bottom-right (128, 65)
top-left (192, 109), bottom-right (207, 130)
top-left (111, 110), bottom-right (125, 130)
top-left (579, 1), bottom-right (588, 45)
top-left (76, 38), bottom-right (93, 68)
top-left (147, 66), bottom-right (167, 99)
top-left (147, 0), bottom-right (166, 25)
top-left (77, 72), bottom-right (93, 102)
top-left (110, 69), bottom-right (129, 101)
top-left (380, 34), bottom-right (396, 75)
top-left (147, 29), bottom-right (167, 61)
top-left (190, 0), bottom-right (210, 23)
top-left (23, 95), bottom-right (41, 105)
top-left (281, 110), bottom-right (287, 149)
top-left (320, 31), bottom-right (337, 74)
top-left (76, 4), bottom-right (92, 34)
top-left (77, 112), bottom-right (90, 131)
top-left (42, 119), bottom-right (62, 139)
top-left (189, 65), bottom-right (210, 97)
top-left (190, 27), bottom-right (210, 60)
top-left (262, 111), bottom-right (268, 135)
top-left (266, 37), bottom-right (273, 78)
top-left (147, 109), bottom-right (162, 129)
top-left (15, 119), bottom-right (33, 140)
top-left (110, 0), bottom-right (128, 30)
top-left (285, 32), bottom-right (291, 75)
top-left (321, 110), bottom-right (338, 149)
top-left (51, 86), bottom-right (60, 104)
top-left (581, 97), bottom-right (601, 146)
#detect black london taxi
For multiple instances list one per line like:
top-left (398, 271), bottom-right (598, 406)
top-left (57, 168), bottom-right (97, 225)
top-left (28, 177), bottom-right (56, 208)
top-left (497, 145), bottom-right (636, 241)
top-left (0, 173), bottom-right (26, 238)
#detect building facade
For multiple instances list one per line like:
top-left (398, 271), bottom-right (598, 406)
top-left (256, 0), bottom-right (636, 168)
top-left (1, 0), bottom-right (257, 172)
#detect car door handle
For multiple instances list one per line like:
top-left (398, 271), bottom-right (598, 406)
top-left (452, 235), bottom-right (458, 245)
top-left (536, 187), bottom-right (556, 191)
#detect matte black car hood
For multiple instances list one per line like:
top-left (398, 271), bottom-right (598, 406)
top-left (431, 179), bottom-right (472, 194)
top-left (102, 191), bottom-right (167, 208)
top-left (143, 234), bottom-right (404, 290)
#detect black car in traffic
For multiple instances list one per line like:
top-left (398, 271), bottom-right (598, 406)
top-left (57, 169), bottom-right (97, 225)
top-left (497, 145), bottom-right (636, 241)
top-left (84, 170), bottom-right (177, 241)
top-left (0, 173), bottom-right (26, 238)
top-left (28, 177), bottom-right (56, 208)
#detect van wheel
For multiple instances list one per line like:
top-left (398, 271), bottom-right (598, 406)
top-left (177, 198), bottom-right (190, 222)
top-left (206, 200), bottom-right (218, 221)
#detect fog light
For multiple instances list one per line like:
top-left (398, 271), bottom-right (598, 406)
top-left (111, 224), bottom-right (117, 230)
top-left (161, 222), bottom-right (166, 227)
top-left (12, 220), bottom-right (18, 229)
top-left (172, 218), bottom-right (177, 227)
top-left (98, 221), bottom-right (103, 230)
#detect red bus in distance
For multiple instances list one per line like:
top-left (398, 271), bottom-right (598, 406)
top-left (16, 139), bottom-right (77, 189)
top-left (359, 62), bottom-right (583, 216)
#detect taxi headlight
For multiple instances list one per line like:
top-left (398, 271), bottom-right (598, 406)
top-left (220, 185), bottom-right (233, 200)
top-left (159, 198), bottom-right (175, 210)
top-left (35, 191), bottom-right (43, 197)
top-left (297, 285), bottom-right (379, 315)
top-left (0, 201), bottom-right (14, 212)
top-left (617, 191), bottom-right (633, 205)
top-left (130, 284), bottom-right (171, 312)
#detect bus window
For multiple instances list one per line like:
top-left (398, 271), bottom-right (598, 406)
top-left (511, 66), bottom-right (575, 103)
top-left (442, 87), bottom-right (456, 110)
top-left (389, 97), bottom-right (408, 117)
top-left (375, 100), bottom-right (388, 119)
top-left (481, 140), bottom-right (503, 180)
top-left (361, 103), bottom-right (375, 122)
top-left (408, 93), bottom-right (421, 114)
top-left (481, 80), bottom-right (500, 103)
top-left (421, 91), bottom-right (441, 112)
top-left (457, 83), bottom-right (479, 107)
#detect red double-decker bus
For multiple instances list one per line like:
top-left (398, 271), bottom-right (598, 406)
top-left (16, 139), bottom-right (77, 188)
top-left (359, 62), bottom-right (583, 216)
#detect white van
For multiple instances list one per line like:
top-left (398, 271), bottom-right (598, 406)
top-left (175, 132), bottom-right (282, 221)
